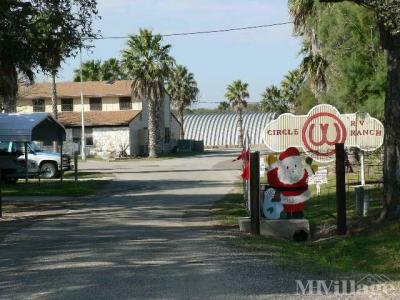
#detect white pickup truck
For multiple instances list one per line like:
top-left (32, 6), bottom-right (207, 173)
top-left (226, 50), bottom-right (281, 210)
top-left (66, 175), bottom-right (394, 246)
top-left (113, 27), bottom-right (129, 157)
top-left (0, 141), bottom-right (71, 180)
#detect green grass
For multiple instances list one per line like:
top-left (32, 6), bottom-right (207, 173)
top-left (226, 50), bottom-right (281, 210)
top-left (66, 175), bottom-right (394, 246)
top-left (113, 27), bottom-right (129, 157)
top-left (63, 171), bottom-right (113, 179)
top-left (214, 166), bottom-right (400, 275)
top-left (1, 180), bottom-right (108, 196)
top-left (212, 190), bottom-right (248, 226)
top-left (236, 221), bottom-right (400, 275)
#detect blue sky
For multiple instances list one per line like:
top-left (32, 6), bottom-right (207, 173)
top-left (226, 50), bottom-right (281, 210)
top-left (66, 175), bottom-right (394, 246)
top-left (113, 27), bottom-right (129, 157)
top-left (41, 0), bottom-right (302, 108)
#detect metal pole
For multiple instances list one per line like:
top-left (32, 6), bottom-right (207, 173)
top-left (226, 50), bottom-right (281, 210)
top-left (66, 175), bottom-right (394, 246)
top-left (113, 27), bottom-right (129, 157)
top-left (360, 151), bottom-right (365, 186)
top-left (24, 142), bottom-right (28, 183)
top-left (250, 151), bottom-right (260, 235)
top-left (60, 141), bottom-right (63, 183)
top-left (336, 143), bottom-right (347, 235)
top-left (80, 46), bottom-right (86, 161)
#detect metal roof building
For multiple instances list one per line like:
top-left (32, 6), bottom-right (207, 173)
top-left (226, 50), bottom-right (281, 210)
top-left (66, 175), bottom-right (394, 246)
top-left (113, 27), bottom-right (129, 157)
top-left (0, 113), bottom-right (66, 142)
top-left (184, 112), bottom-right (278, 147)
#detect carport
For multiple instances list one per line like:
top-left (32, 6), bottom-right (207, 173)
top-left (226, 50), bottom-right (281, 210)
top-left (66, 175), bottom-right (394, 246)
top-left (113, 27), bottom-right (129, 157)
top-left (0, 112), bottom-right (66, 182)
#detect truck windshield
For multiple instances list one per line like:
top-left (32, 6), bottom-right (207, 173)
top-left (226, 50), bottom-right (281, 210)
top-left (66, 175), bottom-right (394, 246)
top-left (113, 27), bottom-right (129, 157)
top-left (30, 143), bottom-right (42, 152)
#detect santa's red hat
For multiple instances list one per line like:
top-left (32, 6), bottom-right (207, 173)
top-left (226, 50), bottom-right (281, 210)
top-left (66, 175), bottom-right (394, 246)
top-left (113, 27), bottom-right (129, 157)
top-left (279, 147), bottom-right (300, 161)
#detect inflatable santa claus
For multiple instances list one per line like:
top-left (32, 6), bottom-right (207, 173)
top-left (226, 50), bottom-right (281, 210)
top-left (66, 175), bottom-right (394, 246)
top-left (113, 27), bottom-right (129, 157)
top-left (263, 147), bottom-right (317, 220)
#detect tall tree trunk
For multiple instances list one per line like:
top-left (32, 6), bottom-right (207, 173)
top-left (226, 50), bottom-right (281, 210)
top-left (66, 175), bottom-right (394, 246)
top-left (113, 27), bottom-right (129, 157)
top-left (0, 60), bottom-right (18, 112)
top-left (238, 105), bottom-right (244, 149)
top-left (179, 106), bottom-right (185, 140)
top-left (148, 98), bottom-right (159, 158)
top-left (380, 38), bottom-right (400, 220)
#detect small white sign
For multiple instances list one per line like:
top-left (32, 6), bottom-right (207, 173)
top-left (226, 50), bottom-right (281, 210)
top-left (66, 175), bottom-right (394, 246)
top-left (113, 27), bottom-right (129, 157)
top-left (260, 158), bottom-right (266, 177)
top-left (309, 167), bottom-right (328, 185)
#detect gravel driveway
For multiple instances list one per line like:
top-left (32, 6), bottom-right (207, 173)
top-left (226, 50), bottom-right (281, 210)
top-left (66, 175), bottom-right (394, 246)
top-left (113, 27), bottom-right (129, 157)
top-left (0, 151), bottom-right (394, 299)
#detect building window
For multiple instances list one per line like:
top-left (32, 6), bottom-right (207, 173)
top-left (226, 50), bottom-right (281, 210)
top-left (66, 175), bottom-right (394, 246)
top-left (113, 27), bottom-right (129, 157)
top-left (89, 98), bottom-right (102, 111)
top-left (119, 97), bottom-right (132, 110)
top-left (164, 128), bottom-right (170, 144)
top-left (33, 99), bottom-right (45, 112)
top-left (72, 127), bottom-right (94, 146)
top-left (85, 128), bottom-right (94, 146)
top-left (61, 98), bottom-right (73, 111)
top-left (72, 128), bottom-right (81, 143)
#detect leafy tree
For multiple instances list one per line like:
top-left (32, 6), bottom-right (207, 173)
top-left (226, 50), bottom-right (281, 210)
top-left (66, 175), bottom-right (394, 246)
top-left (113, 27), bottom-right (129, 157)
top-left (167, 65), bottom-right (199, 139)
top-left (0, 0), bottom-right (98, 113)
top-left (316, 3), bottom-right (386, 119)
top-left (218, 101), bottom-right (230, 111)
top-left (259, 85), bottom-right (288, 114)
top-left (295, 0), bottom-right (400, 220)
top-left (225, 80), bottom-right (249, 148)
top-left (294, 81), bottom-right (318, 114)
top-left (122, 29), bottom-right (175, 157)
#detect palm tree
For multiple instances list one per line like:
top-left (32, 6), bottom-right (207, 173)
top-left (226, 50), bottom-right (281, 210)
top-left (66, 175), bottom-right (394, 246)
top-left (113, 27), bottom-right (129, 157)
top-left (101, 58), bottom-right (128, 81)
top-left (281, 69), bottom-right (305, 111)
top-left (260, 85), bottom-right (288, 114)
top-left (225, 80), bottom-right (249, 148)
top-left (289, 0), bottom-right (328, 99)
top-left (167, 65), bottom-right (199, 139)
top-left (122, 29), bottom-right (175, 157)
top-left (218, 101), bottom-right (230, 111)
top-left (73, 60), bottom-right (102, 82)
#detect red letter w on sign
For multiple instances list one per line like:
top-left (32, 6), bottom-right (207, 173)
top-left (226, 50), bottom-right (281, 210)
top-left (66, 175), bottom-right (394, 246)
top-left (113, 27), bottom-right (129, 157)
top-left (308, 123), bottom-right (342, 146)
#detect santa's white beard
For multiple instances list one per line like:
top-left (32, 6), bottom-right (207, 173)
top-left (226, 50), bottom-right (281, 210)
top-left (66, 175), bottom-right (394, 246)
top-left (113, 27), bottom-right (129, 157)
top-left (277, 157), bottom-right (305, 185)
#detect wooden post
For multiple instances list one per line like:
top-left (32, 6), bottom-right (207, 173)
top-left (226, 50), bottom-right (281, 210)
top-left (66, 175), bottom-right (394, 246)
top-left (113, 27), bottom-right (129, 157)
top-left (250, 151), bottom-right (260, 235)
top-left (24, 142), bottom-right (28, 183)
top-left (60, 141), bottom-right (63, 183)
top-left (74, 151), bottom-right (78, 183)
top-left (336, 143), bottom-right (347, 235)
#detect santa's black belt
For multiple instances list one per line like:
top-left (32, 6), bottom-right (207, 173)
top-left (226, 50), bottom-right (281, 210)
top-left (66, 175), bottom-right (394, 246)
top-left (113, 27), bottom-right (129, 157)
top-left (265, 186), bottom-right (308, 192)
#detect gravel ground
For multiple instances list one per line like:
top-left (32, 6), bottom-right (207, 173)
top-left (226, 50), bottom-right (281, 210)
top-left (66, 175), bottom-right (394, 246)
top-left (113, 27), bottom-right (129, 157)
top-left (0, 150), bottom-right (397, 299)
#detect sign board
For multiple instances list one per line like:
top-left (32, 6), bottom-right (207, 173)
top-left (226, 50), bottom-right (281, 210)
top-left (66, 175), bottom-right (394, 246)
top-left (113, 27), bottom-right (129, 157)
top-left (263, 104), bottom-right (384, 162)
top-left (309, 167), bottom-right (328, 185)
top-left (260, 158), bottom-right (266, 177)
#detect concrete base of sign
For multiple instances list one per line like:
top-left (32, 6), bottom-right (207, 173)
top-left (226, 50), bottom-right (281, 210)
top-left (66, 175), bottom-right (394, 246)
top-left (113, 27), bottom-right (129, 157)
top-left (260, 219), bottom-right (310, 241)
top-left (238, 217), bottom-right (251, 233)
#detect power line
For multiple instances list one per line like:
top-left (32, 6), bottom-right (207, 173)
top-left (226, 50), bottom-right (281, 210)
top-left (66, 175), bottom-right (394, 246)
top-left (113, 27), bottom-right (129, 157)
top-left (90, 21), bottom-right (293, 40)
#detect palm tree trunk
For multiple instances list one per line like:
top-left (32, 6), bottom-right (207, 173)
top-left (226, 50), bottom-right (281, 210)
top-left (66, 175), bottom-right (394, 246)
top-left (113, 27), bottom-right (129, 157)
top-left (179, 106), bottom-right (185, 139)
top-left (380, 40), bottom-right (400, 220)
top-left (148, 98), bottom-right (159, 157)
top-left (51, 70), bottom-right (58, 118)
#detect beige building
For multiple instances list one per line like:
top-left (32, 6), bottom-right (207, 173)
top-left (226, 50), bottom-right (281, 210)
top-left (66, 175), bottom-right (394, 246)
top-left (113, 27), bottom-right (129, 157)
top-left (17, 80), bottom-right (180, 157)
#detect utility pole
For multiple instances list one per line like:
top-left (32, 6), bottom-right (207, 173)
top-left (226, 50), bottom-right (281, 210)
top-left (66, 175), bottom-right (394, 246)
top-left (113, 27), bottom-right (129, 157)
top-left (79, 46), bottom-right (86, 161)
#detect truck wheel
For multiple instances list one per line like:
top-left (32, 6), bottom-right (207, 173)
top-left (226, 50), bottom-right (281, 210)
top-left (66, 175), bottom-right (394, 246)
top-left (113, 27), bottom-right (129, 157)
top-left (40, 162), bottom-right (58, 179)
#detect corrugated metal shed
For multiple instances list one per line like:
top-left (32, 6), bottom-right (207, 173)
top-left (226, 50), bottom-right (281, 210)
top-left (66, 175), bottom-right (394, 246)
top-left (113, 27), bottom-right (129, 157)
top-left (184, 112), bottom-right (278, 147)
top-left (0, 113), bottom-right (66, 142)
